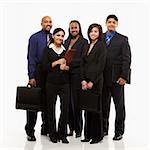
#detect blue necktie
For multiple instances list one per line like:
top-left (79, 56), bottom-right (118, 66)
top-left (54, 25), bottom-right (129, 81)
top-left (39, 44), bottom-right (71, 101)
top-left (106, 35), bottom-right (111, 46)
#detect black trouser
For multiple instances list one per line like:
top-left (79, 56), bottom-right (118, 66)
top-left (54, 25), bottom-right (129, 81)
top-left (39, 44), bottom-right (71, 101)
top-left (68, 73), bottom-right (83, 134)
top-left (25, 64), bottom-right (48, 136)
top-left (102, 83), bottom-right (125, 135)
top-left (84, 111), bottom-right (103, 139)
top-left (46, 83), bottom-right (69, 138)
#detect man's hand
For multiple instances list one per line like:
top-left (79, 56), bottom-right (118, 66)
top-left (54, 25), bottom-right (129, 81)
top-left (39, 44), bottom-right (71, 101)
top-left (117, 77), bottom-right (126, 86)
top-left (28, 79), bottom-right (36, 87)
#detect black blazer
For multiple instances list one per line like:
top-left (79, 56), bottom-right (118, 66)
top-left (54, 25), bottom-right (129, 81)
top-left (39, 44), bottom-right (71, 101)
top-left (103, 32), bottom-right (131, 85)
top-left (64, 36), bottom-right (88, 73)
top-left (42, 47), bottom-right (69, 85)
top-left (81, 40), bottom-right (107, 93)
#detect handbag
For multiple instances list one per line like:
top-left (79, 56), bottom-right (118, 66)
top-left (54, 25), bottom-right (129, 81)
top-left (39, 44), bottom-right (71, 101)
top-left (77, 89), bottom-right (101, 112)
top-left (16, 85), bottom-right (42, 111)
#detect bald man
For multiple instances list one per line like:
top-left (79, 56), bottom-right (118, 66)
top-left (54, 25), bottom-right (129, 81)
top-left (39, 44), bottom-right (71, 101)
top-left (25, 16), bottom-right (52, 141)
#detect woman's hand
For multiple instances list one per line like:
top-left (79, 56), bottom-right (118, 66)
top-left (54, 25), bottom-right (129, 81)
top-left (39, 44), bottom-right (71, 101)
top-left (81, 80), bottom-right (88, 90)
top-left (87, 81), bottom-right (93, 89)
top-left (52, 58), bottom-right (66, 68)
top-left (60, 63), bottom-right (69, 71)
top-left (57, 58), bottom-right (66, 65)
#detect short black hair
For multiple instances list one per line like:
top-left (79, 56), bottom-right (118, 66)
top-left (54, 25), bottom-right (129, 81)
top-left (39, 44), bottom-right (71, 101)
top-left (106, 15), bottom-right (118, 22)
top-left (87, 23), bottom-right (103, 42)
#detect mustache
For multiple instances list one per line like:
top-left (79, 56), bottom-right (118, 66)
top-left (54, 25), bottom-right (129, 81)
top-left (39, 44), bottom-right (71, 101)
top-left (46, 25), bottom-right (51, 28)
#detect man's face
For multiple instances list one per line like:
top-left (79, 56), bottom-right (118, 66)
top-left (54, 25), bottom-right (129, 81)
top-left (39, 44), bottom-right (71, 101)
top-left (41, 16), bottom-right (52, 32)
top-left (106, 18), bottom-right (118, 32)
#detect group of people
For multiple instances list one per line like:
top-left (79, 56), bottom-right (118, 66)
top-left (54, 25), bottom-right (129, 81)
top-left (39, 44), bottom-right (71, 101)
top-left (25, 14), bottom-right (131, 144)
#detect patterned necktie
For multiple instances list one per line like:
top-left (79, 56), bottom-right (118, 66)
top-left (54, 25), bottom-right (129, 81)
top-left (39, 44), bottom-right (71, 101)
top-left (47, 34), bottom-right (51, 47)
top-left (105, 35), bottom-right (111, 46)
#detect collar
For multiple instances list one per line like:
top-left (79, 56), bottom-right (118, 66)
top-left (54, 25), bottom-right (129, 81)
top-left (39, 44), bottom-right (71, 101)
top-left (49, 43), bottom-right (66, 55)
top-left (41, 29), bottom-right (52, 35)
top-left (106, 31), bottom-right (116, 37)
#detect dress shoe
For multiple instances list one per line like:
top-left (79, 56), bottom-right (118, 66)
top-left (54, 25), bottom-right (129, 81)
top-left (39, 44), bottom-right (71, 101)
top-left (27, 135), bottom-right (36, 141)
top-left (58, 137), bottom-right (69, 144)
top-left (81, 138), bottom-right (90, 142)
top-left (90, 137), bottom-right (103, 144)
top-left (113, 134), bottom-right (123, 141)
top-left (49, 136), bottom-right (57, 143)
top-left (103, 131), bottom-right (108, 136)
top-left (67, 130), bottom-right (73, 136)
top-left (75, 133), bottom-right (81, 138)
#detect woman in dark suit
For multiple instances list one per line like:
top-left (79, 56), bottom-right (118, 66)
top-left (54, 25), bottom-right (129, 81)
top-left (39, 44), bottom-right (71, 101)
top-left (42, 28), bottom-right (70, 144)
top-left (80, 23), bottom-right (107, 144)
top-left (64, 20), bottom-right (88, 137)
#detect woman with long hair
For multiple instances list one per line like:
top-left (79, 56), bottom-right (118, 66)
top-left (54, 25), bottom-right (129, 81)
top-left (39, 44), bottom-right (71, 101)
top-left (80, 23), bottom-right (106, 144)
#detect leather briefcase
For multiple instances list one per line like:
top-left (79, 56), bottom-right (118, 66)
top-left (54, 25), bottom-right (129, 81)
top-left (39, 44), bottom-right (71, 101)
top-left (16, 86), bottom-right (42, 111)
top-left (77, 89), bottom-right (101, 112)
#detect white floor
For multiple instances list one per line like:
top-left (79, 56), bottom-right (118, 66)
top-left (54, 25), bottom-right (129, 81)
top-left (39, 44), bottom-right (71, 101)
top-left (0, 96), bottom-right (149, 150)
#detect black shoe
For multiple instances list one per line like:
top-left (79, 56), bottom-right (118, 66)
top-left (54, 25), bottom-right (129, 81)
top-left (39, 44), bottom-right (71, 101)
top-left (59, 137), bottom-right (69, 144)
top-left (113, 134), bottom-right (123, 141)
top-left (90, 137), bottom-right (103, 144)
top-left (67, 130), bottom-right (73, 136)
top-left (104, 131), bottom-right (108, 136)
top-left (81, 138), bottom-right (90, 142)
top-left (76, 133), bottom-right (81, 138)
top-left (27, 135), bottom-right (36, 141)
top-left (49, 136), bottom-right (57, 143)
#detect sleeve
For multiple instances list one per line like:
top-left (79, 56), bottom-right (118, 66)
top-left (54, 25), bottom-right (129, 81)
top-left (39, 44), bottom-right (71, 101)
top-left (80, 43), bottom-right (89, 81)
top-left (80, 55), bottom-right (85, 81)
top-left (27, 35), bottom-right (37, 79)
top-left (90, 44), bottom-right (107, 85)
top-left (71, 39), bottom-right (88, 68)
top-left (120, 37), bottom-right (131, 80)
top-left (42, 48), bottom-right (53, 73)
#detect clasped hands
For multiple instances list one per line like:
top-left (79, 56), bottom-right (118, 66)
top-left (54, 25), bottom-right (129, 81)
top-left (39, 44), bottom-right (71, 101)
top-left (81, 80), bottom-right (93, 90)
top-left (54, 58), bottom-right (69, 71)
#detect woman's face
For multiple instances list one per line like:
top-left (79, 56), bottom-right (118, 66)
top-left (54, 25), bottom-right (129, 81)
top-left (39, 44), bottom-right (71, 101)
top-left (89, 27), bottom-right (99, 41)
top-left (53, 31), bottom-right (65, 45)
top-left (69, 22), bottom-right (80, 37)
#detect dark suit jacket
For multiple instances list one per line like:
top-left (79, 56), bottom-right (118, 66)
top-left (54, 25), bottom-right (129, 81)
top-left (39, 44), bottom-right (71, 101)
top-left (103, 32), bottom-right (131, 85)
top-left (81, 40), bottom-right (107, 93)
top-left (64, 36), bottom-right (88, 73)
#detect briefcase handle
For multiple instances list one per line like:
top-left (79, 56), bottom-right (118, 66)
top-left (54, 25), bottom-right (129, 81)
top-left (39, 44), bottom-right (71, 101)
top-left (27, 84), bottom-right (32, 88)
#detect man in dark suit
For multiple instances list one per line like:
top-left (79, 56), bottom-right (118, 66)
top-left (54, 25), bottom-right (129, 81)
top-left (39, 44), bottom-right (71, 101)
top-left (25, 16), bottom-right (52, 141)
top-left (102, 15), bottom-right (131, 140)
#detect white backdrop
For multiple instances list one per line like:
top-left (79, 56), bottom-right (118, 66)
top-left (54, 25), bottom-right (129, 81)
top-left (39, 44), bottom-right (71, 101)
top-left (0, 0), bottom-right (149, 149)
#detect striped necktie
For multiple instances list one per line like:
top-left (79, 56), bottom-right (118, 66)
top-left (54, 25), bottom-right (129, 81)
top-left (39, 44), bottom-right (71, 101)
top-left (47, 34), bottom-right (51, 47)
top-left (105, 35), bottom-right (111, 46)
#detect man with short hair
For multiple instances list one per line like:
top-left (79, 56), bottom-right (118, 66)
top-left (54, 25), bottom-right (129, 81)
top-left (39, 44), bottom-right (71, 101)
top-left (102, 14), bottom-right (131, 141)
top-left (25, 16), bottom-right (52, 141)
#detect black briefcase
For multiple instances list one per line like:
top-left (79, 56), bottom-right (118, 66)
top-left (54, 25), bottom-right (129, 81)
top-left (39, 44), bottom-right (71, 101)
top-left (78, 89), bottom-right (101, 112)
top-left (16, 86), bottom-right (42, 111)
